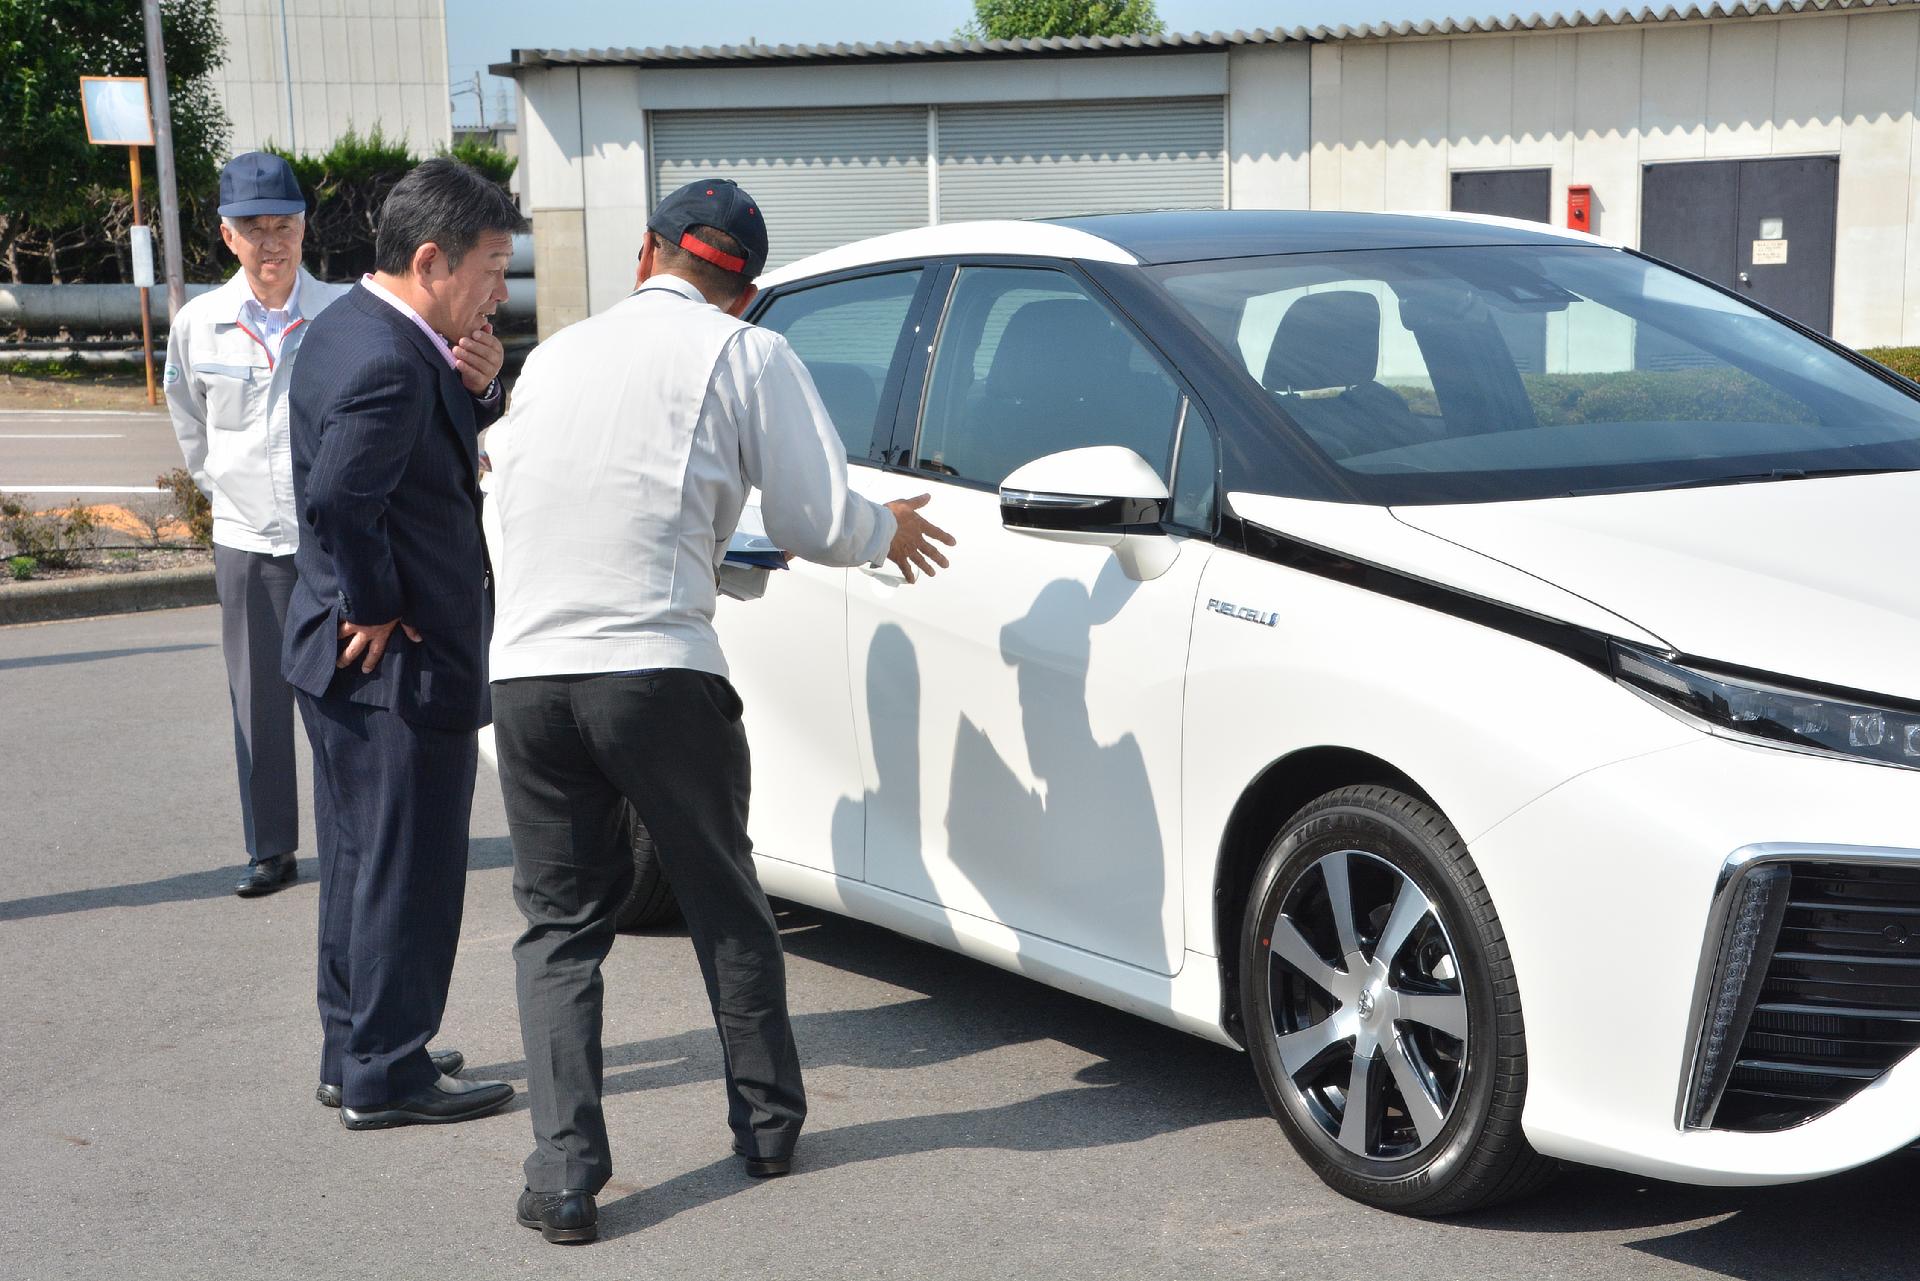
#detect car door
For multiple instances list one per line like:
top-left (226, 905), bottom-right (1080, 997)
top-left (723, 265), bottom-right (933, 878)
top-left (844, 261), bottom-right (1219, 975)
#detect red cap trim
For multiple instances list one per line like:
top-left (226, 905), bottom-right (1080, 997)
top-left (679, 232), bottom-right (747, 274)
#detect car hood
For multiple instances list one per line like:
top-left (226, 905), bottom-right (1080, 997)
top-left (1389, 471), bottom-right (1919, 700)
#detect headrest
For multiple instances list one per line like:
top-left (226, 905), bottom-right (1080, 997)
top-left (986, 298), bottom-right (1129, 403)
top-left (1263, 290), bottom-right (1382, 393)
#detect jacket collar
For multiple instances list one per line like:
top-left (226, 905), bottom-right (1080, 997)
top-left (213, 266), bottom-right (317, 326)
top-left (631, 274), bottom-right (714, 306)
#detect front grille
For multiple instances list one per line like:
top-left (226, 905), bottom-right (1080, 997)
top-left (1713, 862), bottom-right (1920, 1131)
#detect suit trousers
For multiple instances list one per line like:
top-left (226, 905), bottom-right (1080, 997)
top-left (298, 691), bottom-right (478, 1108)
top-left (213, 544), bottom-right (303, 861)
top-left (493, 669), bottom-right (805, 1196)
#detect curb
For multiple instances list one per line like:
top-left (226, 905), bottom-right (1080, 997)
top-left (0, 564), bottom-right (217, 627)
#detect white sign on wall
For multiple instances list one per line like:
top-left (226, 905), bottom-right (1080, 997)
top-left (1753, 239), bottom-right (1789, 266)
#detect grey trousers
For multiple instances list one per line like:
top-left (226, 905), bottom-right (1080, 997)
top-left (493, 669), bottom-right (806, 1196)
top-left (213, 543), bottom-right (302, 861)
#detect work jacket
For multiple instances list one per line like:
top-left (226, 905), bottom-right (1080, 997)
top-left (163, 266), bottom-right (349, 553)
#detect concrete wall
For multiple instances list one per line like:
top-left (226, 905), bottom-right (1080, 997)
top-left (1227, 45), bottom-right (1312, 209)
top-left (1307, 10), bottom-right (1918, 347)
top-left (210, 0), bottom-right (452, 156)
top-left (516, 52), bottom-right (1287, 331)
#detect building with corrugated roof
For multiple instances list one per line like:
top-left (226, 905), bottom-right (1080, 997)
top-left (494, 1), bottom-right (1920, 348)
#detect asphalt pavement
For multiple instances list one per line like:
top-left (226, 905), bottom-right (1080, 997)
top-left (2, 605), bottom-right (1915, 1281)
top-left (0, 408), bottom-right (181, 509)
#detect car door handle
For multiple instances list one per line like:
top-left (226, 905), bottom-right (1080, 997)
top-left (858, 563), bottom-right (906, 586)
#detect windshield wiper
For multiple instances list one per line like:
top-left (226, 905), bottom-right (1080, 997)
top-left (1567, 466), bottom-right (1913, 497)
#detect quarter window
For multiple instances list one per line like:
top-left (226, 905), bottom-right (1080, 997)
top-left (755, 269), bottom-right (924, 463)
top-left (915, 266), bottom-right (1185, 488)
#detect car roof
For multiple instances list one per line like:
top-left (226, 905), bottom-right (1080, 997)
top-left (759, 209), bottom-right (1614, 287)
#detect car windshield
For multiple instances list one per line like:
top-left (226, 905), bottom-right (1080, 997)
top-left (1150, 244), bottom-right (1920, 504)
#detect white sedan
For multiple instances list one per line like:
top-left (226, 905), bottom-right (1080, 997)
top-left (488, 210), bottom-right (1920, 1214)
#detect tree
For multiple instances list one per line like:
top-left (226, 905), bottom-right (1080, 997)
top-left (959, 0), bottom-right (1165, 41)
top-left (267, 129), bottom-right (519, 282)
top-left (0, 0), bottom-right (229, 283)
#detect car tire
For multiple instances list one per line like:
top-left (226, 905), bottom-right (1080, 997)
top-left (614, 804), bottom-right (679, 931)
top-left (1240, 784), bottom-right (1557, 1215)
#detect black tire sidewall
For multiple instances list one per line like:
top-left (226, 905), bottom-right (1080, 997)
top-left (1240, 789), bottom-right (1506, 1210)
top-left (614, 804), bottom-right (678, 930)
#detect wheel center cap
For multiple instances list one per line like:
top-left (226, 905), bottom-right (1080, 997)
top-left (1357, 987), bottom-right (1377, 1019)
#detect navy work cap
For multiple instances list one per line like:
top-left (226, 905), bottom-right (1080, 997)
top-left (217, 151), bottom-right (306, 217)
top-left (647, 178), bottom-right (769, 280)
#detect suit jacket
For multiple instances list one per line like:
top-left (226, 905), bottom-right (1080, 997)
top-left (282, 283), bottom-right (502, 732)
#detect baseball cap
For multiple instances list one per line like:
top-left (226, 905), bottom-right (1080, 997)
top-left (647, 178), bottom-right (769, 280)
top-left (217, 151), bottom-right (307, 217)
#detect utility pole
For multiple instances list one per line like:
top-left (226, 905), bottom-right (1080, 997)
top-left (141, 0), bottom-right (186, 320)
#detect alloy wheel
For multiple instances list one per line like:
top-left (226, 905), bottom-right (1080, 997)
top-left (1262, 849), bottom-right (1468, 1161)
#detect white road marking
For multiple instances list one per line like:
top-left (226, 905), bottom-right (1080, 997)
top-left (0, 434), bottom-right (127, 440)
top-left (0, 409), bottom-right (163, 417)
top-left (0, 484), bottom-right (167, 494)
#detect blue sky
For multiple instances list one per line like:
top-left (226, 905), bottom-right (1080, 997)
top-left (445, 1), bottom-right (1608, 127)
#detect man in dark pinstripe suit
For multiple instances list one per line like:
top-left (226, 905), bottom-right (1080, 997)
top-left (283, 159), bottom-right (523, 1129)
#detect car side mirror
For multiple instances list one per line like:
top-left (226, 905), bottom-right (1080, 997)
top-left (999, 446), bottom-right (1179, 581)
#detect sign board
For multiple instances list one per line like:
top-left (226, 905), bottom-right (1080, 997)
top-left (130, 225), bottom-right (156, 287)
top-left (79, 76), bottom-right (154, 147)
top-left (1753, 239), bottom-right (1789, 266)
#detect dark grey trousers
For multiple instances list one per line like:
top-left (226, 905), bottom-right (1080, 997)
top-left (213, 543), bottom-right (302, 861)
top-left (493, 669), bottom-right (806, 1195)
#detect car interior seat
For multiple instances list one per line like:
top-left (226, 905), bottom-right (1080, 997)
top-left (802, 362), bottom-right (882, 453)
top-left (1262, 291), bottom-right (1429, 460)
top-left (963, 298), bottom-right (1177, 485)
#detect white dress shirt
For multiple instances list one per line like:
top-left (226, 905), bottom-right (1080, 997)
top-left (487, 274), bottom-right (898, 681)
top-left (163, 267), bottom-right (349, 553)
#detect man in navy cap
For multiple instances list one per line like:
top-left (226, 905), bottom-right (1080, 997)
top-left (486, 179), bottom-right (954, 1244)
top-left (164, 151), bottom-right (349, 899)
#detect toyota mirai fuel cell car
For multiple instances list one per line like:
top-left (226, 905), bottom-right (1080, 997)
top-left (505, 210), bottom-right (1920, 1215)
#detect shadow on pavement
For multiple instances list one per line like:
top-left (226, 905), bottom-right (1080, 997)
top-left (0, 643), bottom-right (214, 673)
top-left (465, 902), bottom-right (1267, 1241)
top-left (0, 835), bottom-right (517, 923)
top-left (477, 900), bottom-right (1920, 1262)
top-left (1462, 1156), bottom-right (1920, 1281)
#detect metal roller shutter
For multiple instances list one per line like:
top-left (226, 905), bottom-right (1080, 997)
top-left (651, 108), bottom-right (929, 270)
top-left (936, 97), bottom-right (1224, 222)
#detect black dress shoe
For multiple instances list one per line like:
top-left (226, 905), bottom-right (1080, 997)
top-left (516, 1187), bottom-right (598, 1244)
top-left (732, 1139), bottom-right (792, 1178)
top-left (234, 853), bottom-right (297, 898)
top-left (317, 1049), bottom-right (465, 1108)
top-left (339, 1074), bottom-right (514, 1130)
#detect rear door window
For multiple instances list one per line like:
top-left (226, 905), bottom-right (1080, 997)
top-left (756, 269), bottom-right (925, 463)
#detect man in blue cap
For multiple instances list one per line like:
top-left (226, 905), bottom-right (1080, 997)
top-left (487, 178), bottom-right (954, 1244)
top-left (164, 151), bottom-right (351, 899)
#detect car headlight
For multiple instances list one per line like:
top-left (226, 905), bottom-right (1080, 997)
top-left (1612, 644), bottom-right (1920, 770)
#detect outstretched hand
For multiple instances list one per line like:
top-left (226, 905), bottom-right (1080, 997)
top-left (337, 617), bottom-right (422, 673)
top-left (884, 494), bottom-right (956, 584)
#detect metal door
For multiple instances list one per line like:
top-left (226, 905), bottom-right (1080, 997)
top-left (651, 108), bottom-right (929, 270)
top-left (936, 98), bottom-right (1225, 222)
top-left (1449, 168), bottom-right (1551, 224)
top-left (1641, 157), bottom-right (1838, 333)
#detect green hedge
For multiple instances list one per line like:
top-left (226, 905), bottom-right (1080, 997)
top-left (1862, 346), bottom-right (1920, 382)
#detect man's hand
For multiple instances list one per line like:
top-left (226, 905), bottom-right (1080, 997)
top-left (884, 494), bottom-right (956, 584)
top-left (454, 323), bottom-right (504, 397)
top-left (337, 617), bottom-right (422, 673)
